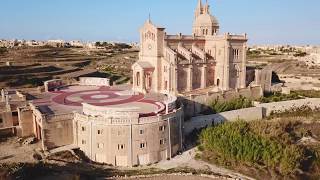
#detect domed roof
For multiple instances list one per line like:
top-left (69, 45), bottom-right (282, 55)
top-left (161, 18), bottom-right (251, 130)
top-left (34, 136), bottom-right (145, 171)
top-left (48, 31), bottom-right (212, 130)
top-left (193, 13), bottom-right (219, 27)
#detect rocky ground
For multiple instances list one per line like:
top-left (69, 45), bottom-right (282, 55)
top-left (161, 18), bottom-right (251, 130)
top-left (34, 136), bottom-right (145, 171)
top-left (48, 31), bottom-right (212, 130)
top-left (0, 136), bottom-right (252, 180)
top-left (0, 136), bottom-right (41, 164)
top-left (248, 53), bottom-right (320, 91)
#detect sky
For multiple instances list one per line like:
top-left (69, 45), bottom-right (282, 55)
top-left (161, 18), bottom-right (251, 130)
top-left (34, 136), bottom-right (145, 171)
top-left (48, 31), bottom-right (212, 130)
top-left (0, 0), bottom-right (319, 45)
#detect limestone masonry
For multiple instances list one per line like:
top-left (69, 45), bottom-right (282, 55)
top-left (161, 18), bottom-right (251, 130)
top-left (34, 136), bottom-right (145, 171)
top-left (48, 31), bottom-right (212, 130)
top-left (133, 0), bottom-right (249, 94)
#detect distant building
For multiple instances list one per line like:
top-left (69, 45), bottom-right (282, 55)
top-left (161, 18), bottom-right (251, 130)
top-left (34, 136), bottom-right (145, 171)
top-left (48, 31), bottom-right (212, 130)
top-left (47, 40), bottom-right (66, 47)
top-left (69, 40), bottom-right (84, 48)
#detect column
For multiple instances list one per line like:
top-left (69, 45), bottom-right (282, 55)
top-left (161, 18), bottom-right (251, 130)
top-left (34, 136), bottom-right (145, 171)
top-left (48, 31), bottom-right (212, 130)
top-left (240, 44), bottom-right (247, 88)
top-left (73, 119), bottom-right (78, 146)
top-left (1, 89), bottom-right (4, 102)
top-left (141, 71), bottom-right (145, 92)
top-left (167, 118), bottom-right (172, 159)
top-left (129, 124), bottom-right (133, 166)
top-left (132, 71), bottom-right (136, 91)
top-left (187, 65), bottom-right (193, 92)
top-left (174, 67), bottom-right (178, 93)
top-left (201, 65), bottom-right (207, 89)
top-left (223, 46), bottom-right (230, 90)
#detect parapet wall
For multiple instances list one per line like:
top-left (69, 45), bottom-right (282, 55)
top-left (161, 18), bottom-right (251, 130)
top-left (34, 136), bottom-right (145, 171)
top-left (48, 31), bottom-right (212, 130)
top-left (82, 103), bottom-right (140, 119)
top-left (79, 77), bottom-right (110, 87)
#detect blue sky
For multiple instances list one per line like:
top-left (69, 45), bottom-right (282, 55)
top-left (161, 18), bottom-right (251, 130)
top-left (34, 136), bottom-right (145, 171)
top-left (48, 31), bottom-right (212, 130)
top-left (0, 0), bottom-right (319, 45)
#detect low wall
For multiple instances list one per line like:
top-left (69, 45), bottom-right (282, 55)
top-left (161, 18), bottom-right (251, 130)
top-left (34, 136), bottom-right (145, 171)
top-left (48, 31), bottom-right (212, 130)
top-left (79, 77), bottom-right (110, 87)
top-left (44, 79), bottom-right (63, 92)
top-left (184, 107), bottom-right (263, 135)
top-left (184, 98), bottom-right (320, 135)
top-left (181, 86), bottom-right (263, 118)
top-left (256, 98), bottom-right (320, 116)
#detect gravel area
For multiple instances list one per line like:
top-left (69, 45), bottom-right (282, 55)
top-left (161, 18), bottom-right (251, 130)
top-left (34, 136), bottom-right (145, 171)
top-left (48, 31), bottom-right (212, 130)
top-left (0, 137), bottom-right (41, 164)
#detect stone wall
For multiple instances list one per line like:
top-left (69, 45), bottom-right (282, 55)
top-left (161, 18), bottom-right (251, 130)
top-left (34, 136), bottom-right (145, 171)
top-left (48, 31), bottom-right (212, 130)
top-left (256, 98), bottom-right (320, 116)
top-left (79, 77), bottom-right (110, 87)
top-left (43, 118), bottom-right (74, 150)
top-left (17, 107), bottom-right (34, 137)
top-left (184, 98), bottom-right (320, 135)
top-left (0, 112), bottom-right (14, 129)
top-left (181, 86), bottom-right (263, 118)
top-left (184, 107), bottom-right (263, 135)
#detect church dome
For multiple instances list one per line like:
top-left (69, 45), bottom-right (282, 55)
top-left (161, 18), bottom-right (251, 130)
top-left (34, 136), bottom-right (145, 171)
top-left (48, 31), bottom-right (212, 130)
top-left (193, 13), bottom-right (219, 27)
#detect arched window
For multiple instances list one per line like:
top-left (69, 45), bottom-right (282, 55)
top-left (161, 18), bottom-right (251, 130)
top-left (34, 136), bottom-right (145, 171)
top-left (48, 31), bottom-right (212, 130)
top-left (217, 79), bottom-right (220, 86)
top-left (136, 72), bottom-right (141, 86)
top-left (206, 29), bottom-right (208, 35)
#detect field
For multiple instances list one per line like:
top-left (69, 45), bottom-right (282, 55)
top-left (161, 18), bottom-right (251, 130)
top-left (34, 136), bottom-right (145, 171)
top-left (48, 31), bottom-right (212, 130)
top-left (0, 46), bottom-right (138, 88)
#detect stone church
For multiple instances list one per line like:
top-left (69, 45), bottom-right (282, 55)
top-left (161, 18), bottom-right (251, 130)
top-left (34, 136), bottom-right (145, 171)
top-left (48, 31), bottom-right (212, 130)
top-left (133, 0), bottom-right (248, 94)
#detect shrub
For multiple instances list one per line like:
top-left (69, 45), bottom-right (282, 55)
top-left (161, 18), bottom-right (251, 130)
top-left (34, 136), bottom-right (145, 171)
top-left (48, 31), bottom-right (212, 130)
top-left (200, 121), bottom-right (308, 175)
top-left (209, 96), bottom-right (253, 113)
top-left (280, 145), bottom-right (304, 175)
top-left (259, 92), bottom-right (303, 103)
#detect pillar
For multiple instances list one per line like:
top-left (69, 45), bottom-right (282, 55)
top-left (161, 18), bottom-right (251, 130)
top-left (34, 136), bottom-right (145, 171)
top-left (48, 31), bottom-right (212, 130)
top-left (142, 72), bottom-right (146, 92)
top-left (174, 67), bottom-right (178, 93)
top-left (187, 65), bottom-right (193, 91)
top-left (132, 71), bottom-right (136, 91)
top-left (129, 124), bottom-right (133, 166)
top-left (167, 118), bottom-right (172, 159)
top-left (240, 44), bottom-right (247, 88)
top-left (201, 65), bottom-right (207, 89)
top-left (1, 89), bottom-right (4, 102)
top-left (223, 46), bottom-right (230, 91)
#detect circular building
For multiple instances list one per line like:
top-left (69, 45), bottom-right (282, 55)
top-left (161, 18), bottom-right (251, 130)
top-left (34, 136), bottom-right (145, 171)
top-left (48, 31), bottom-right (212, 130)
top-left (28, 78), bottom-right (183, 167)
top-left (72, 85), bottom-right (183, 166)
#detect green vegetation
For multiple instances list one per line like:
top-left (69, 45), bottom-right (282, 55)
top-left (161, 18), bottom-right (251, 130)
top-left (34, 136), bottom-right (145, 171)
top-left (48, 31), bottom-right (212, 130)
top-left (258, 92), bottom-right (303, 103)
top-left (102, 65), bottom-right (130, 85)
top-left (209, 96), bottom-right (253, 113)
top-left (259, 90), bottom-right (320, 103)
top-left (95, 42), bottom-right (132, 49)
top-left (247, 47), bottom-right (308, 59)
top-left (0, 47), bottom-right (7, 55)
top-left (199, 119), bottom-right (320, 176)
top-left (198, 106), bottom-right (320, 178)
top-left (293, 51), bottom-right (307, 57)
top-left (293, 90), bottom-right (320, 98)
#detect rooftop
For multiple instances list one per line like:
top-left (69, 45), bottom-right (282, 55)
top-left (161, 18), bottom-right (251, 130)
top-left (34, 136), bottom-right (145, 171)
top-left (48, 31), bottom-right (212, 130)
top-left (31, 84), bottom-right (168, 117)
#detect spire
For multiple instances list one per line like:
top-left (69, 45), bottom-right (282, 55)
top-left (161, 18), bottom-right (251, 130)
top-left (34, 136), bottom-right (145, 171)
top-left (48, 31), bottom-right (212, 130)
top-left (197, 0), bottom-right (203, 10)
top-left (204, 0), bottom-right (210, 14)
top-left (195, 0), bottom-right (203, 18)
top-left (147, 13), bottom-right (152, 24)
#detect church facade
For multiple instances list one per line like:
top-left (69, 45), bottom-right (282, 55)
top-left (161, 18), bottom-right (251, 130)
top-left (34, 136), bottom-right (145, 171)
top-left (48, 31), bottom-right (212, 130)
top-left (133, 0), bottom-right (248, 95)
